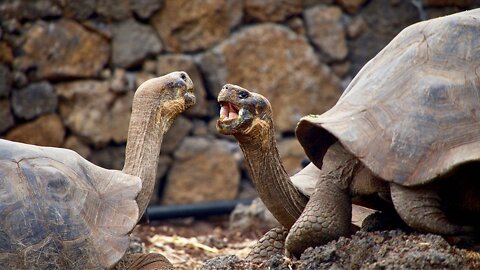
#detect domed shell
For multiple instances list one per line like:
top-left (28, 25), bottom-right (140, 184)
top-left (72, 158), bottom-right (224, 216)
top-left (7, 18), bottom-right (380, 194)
top-left (0, 139), bottom-right (141, 269)
top-left (297, 9), bottom-right (480, 186)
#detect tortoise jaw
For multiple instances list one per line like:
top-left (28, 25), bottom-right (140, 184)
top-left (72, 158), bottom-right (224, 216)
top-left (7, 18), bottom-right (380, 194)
top-left (216, 101), bottom-right (253, 135)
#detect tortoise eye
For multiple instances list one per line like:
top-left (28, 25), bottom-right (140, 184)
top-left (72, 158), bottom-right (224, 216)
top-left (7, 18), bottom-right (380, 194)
top-left (238, 91), bottom-right (249, 99)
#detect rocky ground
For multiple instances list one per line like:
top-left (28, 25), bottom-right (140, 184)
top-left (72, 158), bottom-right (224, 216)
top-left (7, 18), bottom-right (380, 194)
top-left (132, 217), bottom-right (261, 270)
top-left (133, 215), bottom-right (480, 270)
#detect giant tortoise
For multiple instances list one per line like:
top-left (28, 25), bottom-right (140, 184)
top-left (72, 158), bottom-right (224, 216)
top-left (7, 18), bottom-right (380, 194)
top-left (0, 71), bottom-right (195, 269)
top-left (216, 9), bottom-right (480, 260)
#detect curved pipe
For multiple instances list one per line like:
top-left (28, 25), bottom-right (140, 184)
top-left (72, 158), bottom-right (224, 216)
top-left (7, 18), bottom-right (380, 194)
top-left (145, 198), bottom-right (255, 221)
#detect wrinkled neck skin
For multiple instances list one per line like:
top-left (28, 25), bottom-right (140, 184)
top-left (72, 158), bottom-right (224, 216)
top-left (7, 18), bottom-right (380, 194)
top-left (236, 119), bottom-right (308, 229)
top-left (123, 96), bottom-right (181, 222)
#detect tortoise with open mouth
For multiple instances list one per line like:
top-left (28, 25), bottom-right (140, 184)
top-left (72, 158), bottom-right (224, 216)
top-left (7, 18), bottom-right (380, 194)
top-left (217, 8), bottom-right (480, 261)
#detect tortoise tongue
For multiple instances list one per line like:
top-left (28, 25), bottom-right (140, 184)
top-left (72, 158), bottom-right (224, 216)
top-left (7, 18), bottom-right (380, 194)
top-left (228, 103), bottom-right (238, 119)
top-left (220, 104), bottom-right (228, 119)
top-left (219, 103), bottom-right (239, 121)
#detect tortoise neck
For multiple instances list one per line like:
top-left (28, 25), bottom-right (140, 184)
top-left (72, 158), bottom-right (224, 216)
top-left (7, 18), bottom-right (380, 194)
top-left (123, 97), bottom-right (173, 221)
top-left (236, 124), bottom-right (308, 229)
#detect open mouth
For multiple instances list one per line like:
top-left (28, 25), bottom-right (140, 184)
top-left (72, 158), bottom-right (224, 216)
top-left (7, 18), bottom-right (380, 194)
top-left (219, 102), bottom-right (241, 122)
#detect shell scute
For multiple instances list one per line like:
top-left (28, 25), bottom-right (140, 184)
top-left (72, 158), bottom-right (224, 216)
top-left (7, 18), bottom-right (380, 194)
top-left (0, 139), bottom-right (141, 269)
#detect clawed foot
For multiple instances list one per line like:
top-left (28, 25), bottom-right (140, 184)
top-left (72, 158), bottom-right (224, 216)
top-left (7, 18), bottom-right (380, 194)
top-left (115, 253), bottom-right (173, 270)
top-left (246, 226), bottom-right (288, 263)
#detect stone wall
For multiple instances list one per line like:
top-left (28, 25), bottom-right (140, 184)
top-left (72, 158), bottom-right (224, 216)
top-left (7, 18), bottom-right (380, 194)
top-left (0, 0), bottom-right (478, 206)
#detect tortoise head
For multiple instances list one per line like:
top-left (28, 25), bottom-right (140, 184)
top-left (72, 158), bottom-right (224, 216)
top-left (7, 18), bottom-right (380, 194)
top-left (134, 71), bottom-right (195, 120)
top-left (216, 84), bottom-right (272, 136)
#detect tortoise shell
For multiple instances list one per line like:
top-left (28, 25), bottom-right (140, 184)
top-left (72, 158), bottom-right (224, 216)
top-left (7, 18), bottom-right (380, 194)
top-left (296, 9), bottom-right (480, 186)
top-left (0, 139), bottom-right (141, 269)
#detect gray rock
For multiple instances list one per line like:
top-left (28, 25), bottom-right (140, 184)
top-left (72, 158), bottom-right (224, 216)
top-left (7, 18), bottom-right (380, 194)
top-left (0, 0), bottom-right (62, 21)
top-left (5, 114), bottom-right (65, 147)
top-left (349, 0), bottom-right (419, 75)
top-left (151, 0), bottom-right (242, 53)
top-left (131, 0), bottom-right (163, 19)
top-left (161, 116), bottom-right (193, 155)
top-left (14, 20), bottom-right (109, 80)
top-left (57, 0), bottom-right (96, 20)
top-left (112, 20), bottom-right (162, 68)
top-left (89, 145), bottom-right (126, 170)
top-left (11, 81), bottom-right (57, 120)
top-left (198, 23), bottom-right (342, 133)
top-left (0, 99), bottom-right (14, 133)
top-left (304, 5), bottom-right (348, 62)
top-left (229, 197), bottom-right (280, 232)
top-left (244, 0), bottom-right (302, 22)
top-left (163, 136), bottom-right (240, 204)
top-left (0, 64), bottom-right (11, 97)
top-left (96, 0), bottom-right (131, 21)
top-left (56, 80), bottom-right (133, 145)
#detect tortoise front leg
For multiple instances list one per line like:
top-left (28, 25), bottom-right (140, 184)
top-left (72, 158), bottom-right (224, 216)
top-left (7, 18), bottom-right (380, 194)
top-left (246, 226), bottom-right (288, 263)
top-left (390, 183), bottom-right (473, 235)
top-left (285, 179), bottom-right (352, 257)
top-left (115, 253), bottom-right (173, 270)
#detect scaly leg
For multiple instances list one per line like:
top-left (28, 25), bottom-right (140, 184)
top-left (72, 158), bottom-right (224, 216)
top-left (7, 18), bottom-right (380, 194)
top-left (390, 183), bottom-right (473, 235)
top-left (285, 179), bottom-right (352, 257)
top-left (246, 226), bottom-right (288, 263)
top-left (115, 253), bottom-right (173, 270)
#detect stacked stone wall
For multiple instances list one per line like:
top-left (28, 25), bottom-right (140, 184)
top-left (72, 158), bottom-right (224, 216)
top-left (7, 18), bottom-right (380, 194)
top-left (0, 0), bottom-right (477, 205)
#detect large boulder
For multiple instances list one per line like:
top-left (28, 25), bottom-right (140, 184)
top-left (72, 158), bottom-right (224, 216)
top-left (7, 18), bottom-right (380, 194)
top-left (198, 24), bottom-right (342, 133)
top-left (160, 116), bottom-right (193, 155)
top-left (348, 0), bottom-right (419, 75)
top-left (56, 0), bottom-right (96, 20)
top-left (162, 137), bottom-right (240, 204)
top-left (0, 0), bottom-right (62, 21)
top-left (111, 20), bottom-right (162, 68)
top-left (151, 0), bottom-right (242, 52)
top-left (14, 20), bottom-right (109, 80)
top-left (11, 81), bottom-right (57, 120)
top-left (304, 5), bottom-right (348, 62)
top-left (96, 0), bottom-right (131, 21)
top-left (5, 114), bottom-right (65, 147)
top-left (89, 145), bottom-right (126, 170)
top-left (244, 0), bottom-right (302, 22)
top-left (56, 80), bottom-right (133, 145)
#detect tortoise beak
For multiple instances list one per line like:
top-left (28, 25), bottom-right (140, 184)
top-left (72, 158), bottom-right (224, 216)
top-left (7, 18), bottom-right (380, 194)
top-left (184, 90), bottom-right (196, 109)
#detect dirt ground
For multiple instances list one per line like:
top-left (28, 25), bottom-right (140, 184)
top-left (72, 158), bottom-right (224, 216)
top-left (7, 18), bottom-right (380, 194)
top-left (132, 216), bottom-right (260, 269)
top-left (132, 216), bottom-right (480, 270)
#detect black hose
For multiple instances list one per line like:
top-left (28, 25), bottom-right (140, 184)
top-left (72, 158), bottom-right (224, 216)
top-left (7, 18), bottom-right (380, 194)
top-left (145, 198), bottom-right (255, 220)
